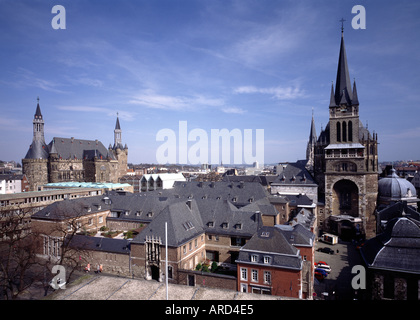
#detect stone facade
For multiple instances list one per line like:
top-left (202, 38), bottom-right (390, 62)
top-left (313, 32), bottom-right (379, 239)
top-left (22, 101), bottom-right (127, 191)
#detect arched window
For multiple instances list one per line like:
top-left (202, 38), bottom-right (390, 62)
top-left (348, 121), bottom-right (353, 141)
top-left (336, 122), bottom-right (341, 142)
top-left (342, 121), bottom-right (347, 142)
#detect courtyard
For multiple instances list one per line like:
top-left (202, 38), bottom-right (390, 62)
top-left (313, 238), bottom-right (364, 300)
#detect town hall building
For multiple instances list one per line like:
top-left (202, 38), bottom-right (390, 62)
top-left (22, 100), bottom-right (128, 191)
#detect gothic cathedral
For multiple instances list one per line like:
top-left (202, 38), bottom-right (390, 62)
top-left (309, 30), bottom-right (379, 239)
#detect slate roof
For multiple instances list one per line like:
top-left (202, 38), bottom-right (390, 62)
top-left (32, 195), bottom-right (110, 221)
top-left (236, 226), bottom-right (303, 270)
top-left (378, 169), bottom-right (417, 200)
top-left (272, 161), bottom-right (317, 186)
top-left (24, 138), bottom-right (49, 160)
top-left (48, 137), bottom-right (116, 160)
top-left (360, 217), bottom-right (420, 274)
top-left (132, 199), bottom-right (205, 247)
top-left (169, 181), bottom-right (270, 207)
top-left (275, 224), bottom-right (315, 247)
top-left (377, 201), bottom-right (420, 225)
top-left (65, 234), bottom-right (131, 254)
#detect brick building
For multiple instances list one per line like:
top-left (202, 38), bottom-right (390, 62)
top-left (236, 225), bottom-right (314, 299)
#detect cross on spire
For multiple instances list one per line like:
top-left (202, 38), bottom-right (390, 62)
top-left (340, 18), bottom-right (346, 34)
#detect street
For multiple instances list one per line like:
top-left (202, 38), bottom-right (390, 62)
top-left (314, 239), bottom-right (364, 300)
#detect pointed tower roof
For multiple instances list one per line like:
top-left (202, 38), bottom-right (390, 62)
top-left (329, 83), bottom-right (336, 107)
top-left (35, 97), bottom-right (43, 119)
top-left (352, 79), bottom-right (359, 105)
top-left (115, 114), bottom-right (121, 130)
top-left (308, 110), bottom-right (317, 144)
top-left (334, 31), bottom-right (353, 106)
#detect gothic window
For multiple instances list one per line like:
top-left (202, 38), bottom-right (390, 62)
top-left (348, 121), bottom-right (353, 141)
top-left (339, 190), bottom-right (352, 210)
top-left (342, 121), bottom-right (347, 142)
top-left (336, 122), bottom-right (341, 142)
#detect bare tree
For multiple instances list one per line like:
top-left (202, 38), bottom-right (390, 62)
top-left (0, 206), bottom-right (44, 300)
top-left (35, 200), bottom-right (96, 294)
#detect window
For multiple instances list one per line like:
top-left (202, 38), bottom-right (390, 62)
top-left (240, 268), bottom-right (248, 281)
top-left (251, 254), bottom-right (258, 262)
top-left (168, 266), bottom-right (173, 279)
top-left (251, 269), bottom-right (258, 282)
top-left (222, 222), bottom-right (229, 229)
top-left (342, 121), bottom-right (347, 142)
top-left (99, 216), bottom-right (103, 223)
top-left (336, 122), bottom-right (341, 142)
top-left (183, 245), bottom-right (186, 254)
top-left (88, 218), bottom-right (93, 226)
top-left (348, 121), bottom-right (353, 141)
top-left (263, 256), bottom-right (271, 264)
top-left (263, 271), bottom-right (271, 284)
top-left (195, 239), bottom-right (198, 247)
top-left (189, 242), bottom-right (192, 251)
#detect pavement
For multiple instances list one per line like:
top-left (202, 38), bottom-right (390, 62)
top-left (45, 273), bottom-right (290, 300)
top-left (313, 238), bottom-right (364, 300)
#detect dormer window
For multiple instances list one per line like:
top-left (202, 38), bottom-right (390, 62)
top-left (235, 223), bottom-right (242, 230)
top-left (222, 222), bottom-right (229, 229)
top-left (208, 221), bottom-right (214, 228)
top-left (264, 256), bottom-right (271, 264)
top-left (146, 211), bottom-right (154, 218)
top-left (251, 254), bottom-right (258, 262)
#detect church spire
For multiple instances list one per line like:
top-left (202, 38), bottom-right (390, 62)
top-left (334, 26), bottom-right (353, 106)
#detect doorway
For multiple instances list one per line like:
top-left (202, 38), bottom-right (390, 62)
top-left (151, 265), bottom-right (160, 281)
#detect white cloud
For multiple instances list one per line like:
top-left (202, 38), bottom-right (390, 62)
top-left (56, 106), bottom-right (136, 122)
top-left (234, 85), bottom-right (304, 100)
top-left (222, 107), bottom-right (246, 114)
top-left (128, 90), bottom-right (225, 112)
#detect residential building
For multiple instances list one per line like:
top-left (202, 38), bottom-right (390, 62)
top-left (140, 173), bottom-right (186, 192)
top-left (236, 224), bottom-right (314, 299)
top-left (0, 174), bottom-right (29, 194)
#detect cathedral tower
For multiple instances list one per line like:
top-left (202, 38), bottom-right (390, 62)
top-left (314, 29), bottom-right (378, 239)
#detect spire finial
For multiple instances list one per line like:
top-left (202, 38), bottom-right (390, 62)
top-left (340, 18), bottom-right (346, 34)
top-left (37, 96), bottom-right (40, 104)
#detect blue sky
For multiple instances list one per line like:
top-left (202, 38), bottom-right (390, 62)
top-left (0, 0), bottom-right (419, 165)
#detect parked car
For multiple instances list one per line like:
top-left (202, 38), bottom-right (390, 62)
top-left (315, 261), bottom-right (328, 266)
top-left (315, 270), bottom-right (326, 281)
top-left (316, 264), bottom-right (331, 273)
top-left (317, 247), bottom-right (334, 254)
top-left (315, 268), bottom-right (328, 278)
